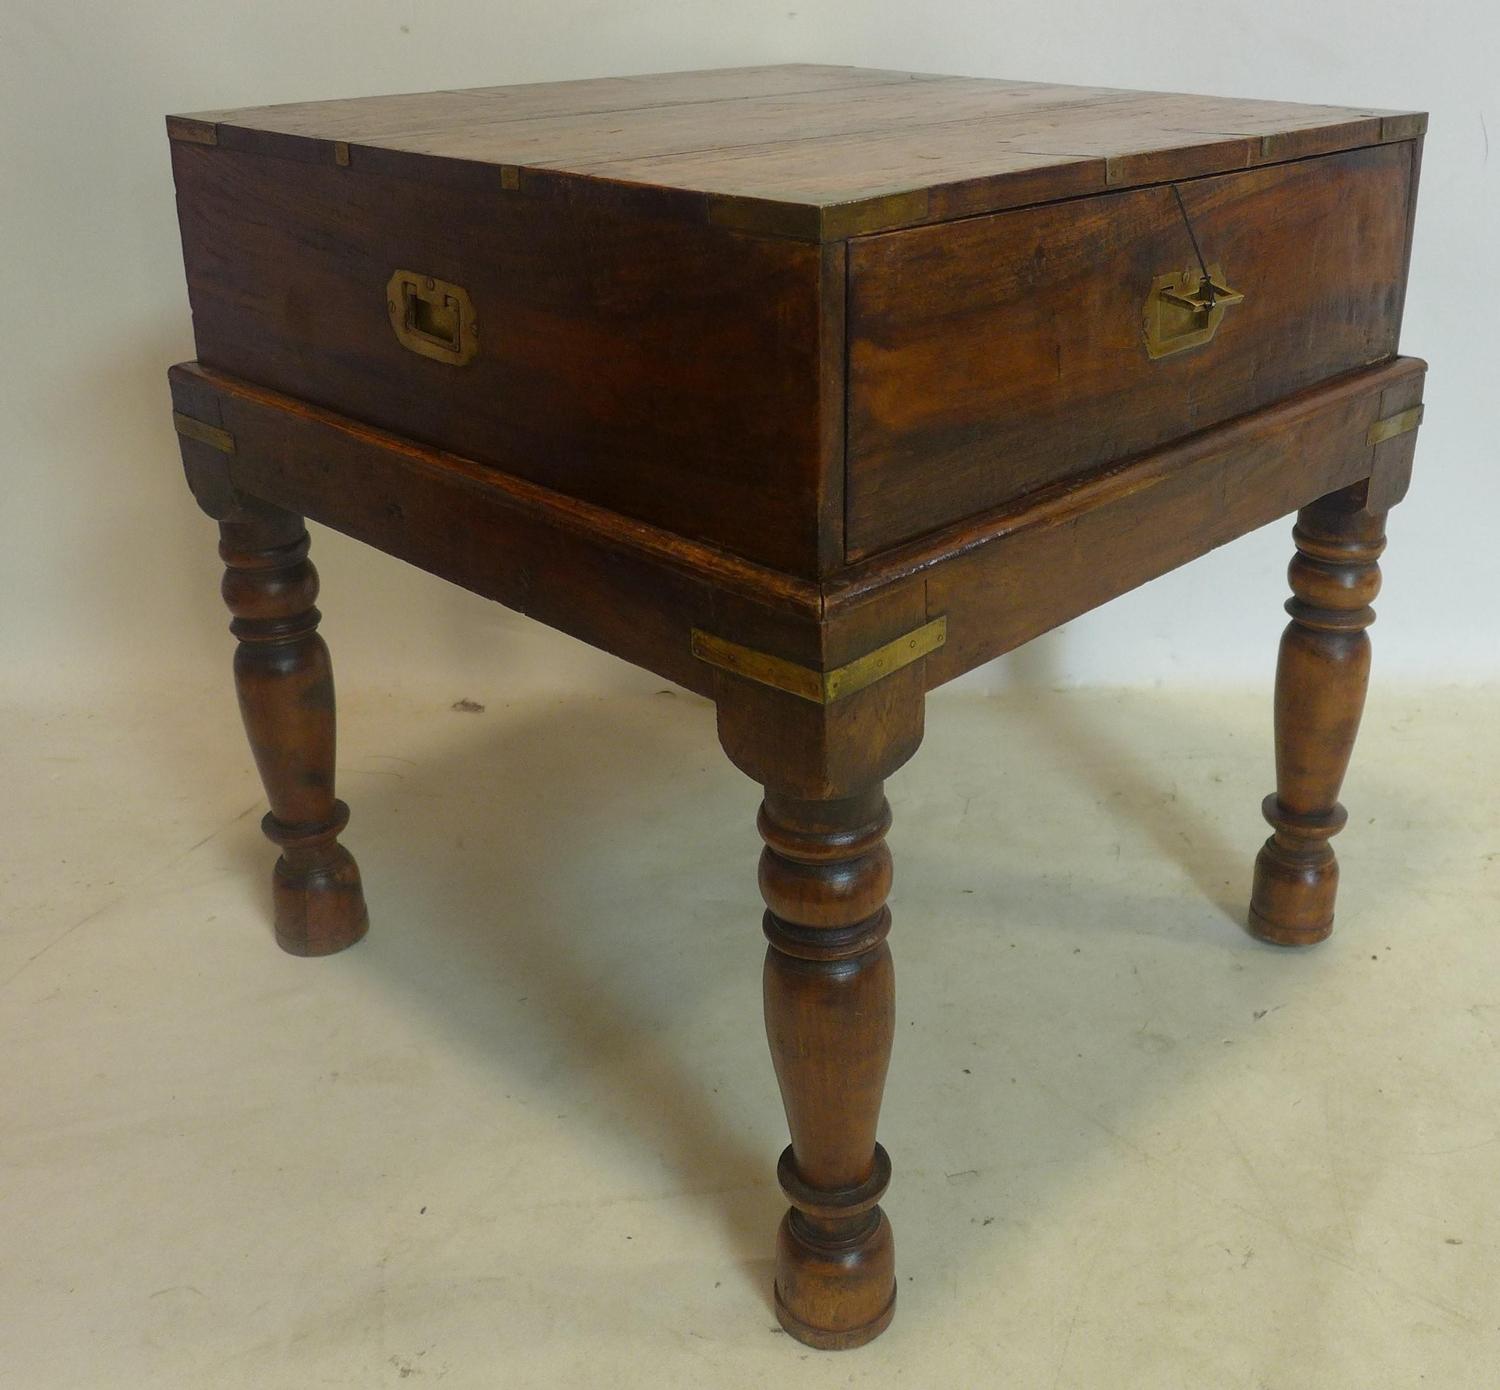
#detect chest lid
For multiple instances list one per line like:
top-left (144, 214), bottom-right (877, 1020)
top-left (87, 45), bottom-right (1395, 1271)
top-left (167, 64), bottom-right (1425, 241)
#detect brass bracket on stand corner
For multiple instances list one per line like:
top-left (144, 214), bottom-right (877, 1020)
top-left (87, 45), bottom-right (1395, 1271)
top-left (172, 411), bottom-right (235, 453)
top-left (1367, 404), bottom-right (1424, 445)
top-left (691, 617), bottom-right (947, 705)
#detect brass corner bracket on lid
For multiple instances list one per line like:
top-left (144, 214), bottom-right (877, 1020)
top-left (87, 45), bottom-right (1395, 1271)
top-left (691, 617), bottom-right (947, 705)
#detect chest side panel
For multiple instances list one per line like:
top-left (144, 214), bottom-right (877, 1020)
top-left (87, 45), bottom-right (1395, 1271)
top-left (846, 140), bottom-right (1416, 558)
top-left (171, 143), bottom-right (832, 576)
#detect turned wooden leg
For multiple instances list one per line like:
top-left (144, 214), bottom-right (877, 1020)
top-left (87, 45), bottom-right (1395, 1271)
top-left (219, 502), bottom-right (368, 956)
top-left (759, 786), bottom-right (897, 1349)
top-left (707, 589), bottom-right (927, 1347)
top-left (1249, 485), bottom-right (1385, 946)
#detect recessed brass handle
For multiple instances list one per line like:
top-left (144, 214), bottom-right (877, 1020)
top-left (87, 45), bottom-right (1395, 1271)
top-left (1143, 263), bottom-right (1244, 359)
top-left (386, 270), bottom-right (478, 366)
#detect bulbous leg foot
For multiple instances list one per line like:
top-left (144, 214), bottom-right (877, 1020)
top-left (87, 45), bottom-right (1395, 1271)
top-left (267, 806), bottom-right (369, 956)
top-left (772, 1147), bottom-right (897, 1348)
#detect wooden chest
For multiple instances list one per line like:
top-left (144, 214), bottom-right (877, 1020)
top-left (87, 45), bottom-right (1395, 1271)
top-left (168, 65), bottom-right (1422, 578)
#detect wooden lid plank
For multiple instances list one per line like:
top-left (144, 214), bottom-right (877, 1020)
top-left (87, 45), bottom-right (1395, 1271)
top-left (168, 65), bottom-right (1427, 240)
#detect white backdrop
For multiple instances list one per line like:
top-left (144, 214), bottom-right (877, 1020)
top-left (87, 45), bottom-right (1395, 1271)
top-left (2, 1), bottom-right (1493, 701)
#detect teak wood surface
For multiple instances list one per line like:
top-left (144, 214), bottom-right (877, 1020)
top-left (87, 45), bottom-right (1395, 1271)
top-left (166, 65), bottom-right (1427, 1350)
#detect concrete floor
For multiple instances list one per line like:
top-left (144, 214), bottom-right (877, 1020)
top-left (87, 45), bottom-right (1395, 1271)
top-left (4, 678), bottom-right (1497, 1387)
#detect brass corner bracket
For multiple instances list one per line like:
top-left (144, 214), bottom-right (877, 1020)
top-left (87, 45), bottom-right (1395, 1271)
top-left (1366, 404), bottom-right (1424, 445)
top-left (172, 411), bottom-right (236, 453)
top-left (691, 617), bottom-right (947, 705)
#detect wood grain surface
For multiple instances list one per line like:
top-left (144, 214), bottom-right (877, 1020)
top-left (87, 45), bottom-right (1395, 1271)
top-left (172, 142), bottom-right (842, 575)
top-left (846, 141), bottom-right (1416, 555)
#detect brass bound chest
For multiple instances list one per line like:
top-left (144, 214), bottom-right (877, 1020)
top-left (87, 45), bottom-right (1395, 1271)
top-left (168, 66), bottom-right (1422, 576)
top-left (166, 66), bottom-right (1425, 1351)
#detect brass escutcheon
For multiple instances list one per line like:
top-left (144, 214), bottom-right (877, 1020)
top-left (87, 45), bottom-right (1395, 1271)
top-left (1143, 263), bottom-right (1244, 359)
